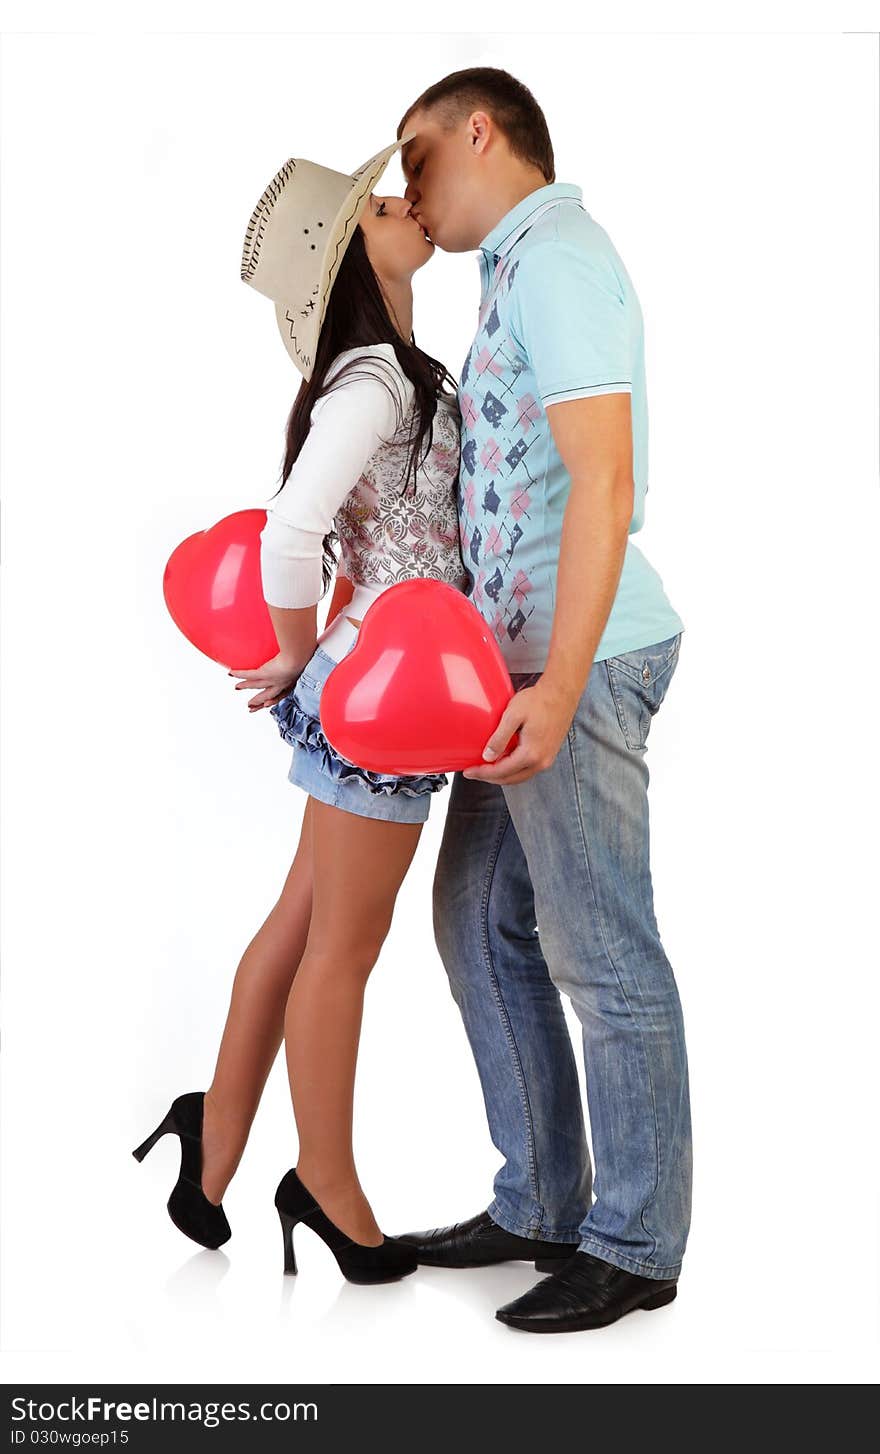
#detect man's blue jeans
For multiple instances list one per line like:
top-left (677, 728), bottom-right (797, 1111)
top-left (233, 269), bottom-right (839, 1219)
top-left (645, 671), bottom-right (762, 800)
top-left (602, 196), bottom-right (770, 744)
top-left (433, 633), bottom-right (691, 1280)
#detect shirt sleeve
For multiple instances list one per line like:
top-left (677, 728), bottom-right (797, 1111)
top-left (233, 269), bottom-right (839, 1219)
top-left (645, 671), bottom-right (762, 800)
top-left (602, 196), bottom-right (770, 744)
top-left (260, 359), bottom-right (411, 608)
top-left (509, 239), bottom-right (633, 407)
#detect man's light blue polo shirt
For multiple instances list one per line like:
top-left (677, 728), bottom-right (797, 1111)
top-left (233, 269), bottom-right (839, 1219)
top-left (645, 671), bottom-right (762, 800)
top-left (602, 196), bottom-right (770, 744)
top-left (457, 181), bottom-right (684, 672)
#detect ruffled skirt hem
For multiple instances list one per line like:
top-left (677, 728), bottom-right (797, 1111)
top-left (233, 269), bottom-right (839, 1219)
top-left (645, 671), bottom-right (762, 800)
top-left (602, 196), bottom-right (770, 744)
top-left (269, 693), bottom-right (448, 799)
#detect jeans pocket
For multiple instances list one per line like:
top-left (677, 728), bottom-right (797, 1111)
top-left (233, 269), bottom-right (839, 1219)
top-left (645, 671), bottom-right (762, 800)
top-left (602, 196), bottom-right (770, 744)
top-left (294, 645), bottom-right (337, 698)
top-left (605, 634), bottom-right (682, 752)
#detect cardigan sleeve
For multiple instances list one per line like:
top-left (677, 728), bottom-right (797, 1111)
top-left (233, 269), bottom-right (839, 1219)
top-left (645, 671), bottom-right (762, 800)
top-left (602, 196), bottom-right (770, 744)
top-left (260, 349), bottom-right (412, 608)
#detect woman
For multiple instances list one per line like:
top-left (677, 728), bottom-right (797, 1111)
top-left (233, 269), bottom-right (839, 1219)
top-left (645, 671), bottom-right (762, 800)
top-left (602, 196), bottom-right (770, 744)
top-left (133, 137), bottom-right (468, 1284)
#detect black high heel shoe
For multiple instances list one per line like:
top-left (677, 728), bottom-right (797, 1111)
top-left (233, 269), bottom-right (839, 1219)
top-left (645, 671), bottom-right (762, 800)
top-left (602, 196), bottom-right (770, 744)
top-left (132, 1091), bottom-right (231, 1250)
top-left (274, 1169), bottom-right (417, 1284)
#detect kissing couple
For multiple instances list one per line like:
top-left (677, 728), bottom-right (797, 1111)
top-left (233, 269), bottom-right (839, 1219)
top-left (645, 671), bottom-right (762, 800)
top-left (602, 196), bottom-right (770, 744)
top-left (134, 65), bottom-right (692, 1336)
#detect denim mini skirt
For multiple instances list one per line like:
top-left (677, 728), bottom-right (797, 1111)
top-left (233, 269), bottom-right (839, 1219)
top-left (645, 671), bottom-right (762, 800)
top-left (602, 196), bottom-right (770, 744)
top-left (269, 642), bottom-right (448, 824)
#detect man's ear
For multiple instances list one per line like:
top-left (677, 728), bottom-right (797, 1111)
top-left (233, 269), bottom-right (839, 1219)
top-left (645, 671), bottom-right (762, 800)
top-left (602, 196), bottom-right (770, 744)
top-left (468, 110), bottom-right (492, 155)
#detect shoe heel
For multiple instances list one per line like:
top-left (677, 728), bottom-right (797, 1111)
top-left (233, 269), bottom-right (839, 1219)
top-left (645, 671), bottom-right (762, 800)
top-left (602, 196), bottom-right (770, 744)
top-left (278, 1211), bottom-right (298, 1275)
top-left (132, 1109), bottom-right (175, 1162)
top-left (642, 1286), bottom-right (677, 1311)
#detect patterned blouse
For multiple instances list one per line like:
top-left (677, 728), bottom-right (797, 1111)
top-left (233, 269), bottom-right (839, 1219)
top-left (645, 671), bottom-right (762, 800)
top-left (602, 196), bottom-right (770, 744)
top-left (260, 342), bottom-right (467, 660)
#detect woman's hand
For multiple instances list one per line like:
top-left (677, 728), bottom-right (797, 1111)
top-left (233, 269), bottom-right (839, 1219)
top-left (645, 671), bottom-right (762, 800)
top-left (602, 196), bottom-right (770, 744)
top-left (227, 651), bottom-right (307, 713)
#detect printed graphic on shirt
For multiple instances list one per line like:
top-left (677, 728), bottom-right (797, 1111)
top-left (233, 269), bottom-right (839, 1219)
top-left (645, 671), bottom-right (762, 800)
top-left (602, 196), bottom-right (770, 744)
top-left (458, 254), bottom-right (543, 649)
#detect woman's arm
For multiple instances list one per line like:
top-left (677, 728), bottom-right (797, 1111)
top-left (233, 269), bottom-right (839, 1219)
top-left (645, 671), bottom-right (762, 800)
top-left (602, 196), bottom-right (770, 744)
top-left (235, 358), bottom-right (410, 707)
top-left (258, 377), bottom-right (398, 675)
top-left (259, 372), bottom-right (405, 613)
top-left (261, 572), bottom-right (354, 688)
top-left (325, 573), bottom-right (355, 628)
top-left (264, 601), bottom-right (319, 677)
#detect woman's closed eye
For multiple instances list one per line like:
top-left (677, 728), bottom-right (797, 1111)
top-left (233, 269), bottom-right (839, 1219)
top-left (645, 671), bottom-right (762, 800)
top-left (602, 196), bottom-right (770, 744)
top-left (376, 200), bottom-right (387, 216)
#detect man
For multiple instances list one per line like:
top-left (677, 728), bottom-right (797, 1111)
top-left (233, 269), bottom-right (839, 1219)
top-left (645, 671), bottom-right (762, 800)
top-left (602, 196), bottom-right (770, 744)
top-left (394, 68), bottom-right (692, 1334)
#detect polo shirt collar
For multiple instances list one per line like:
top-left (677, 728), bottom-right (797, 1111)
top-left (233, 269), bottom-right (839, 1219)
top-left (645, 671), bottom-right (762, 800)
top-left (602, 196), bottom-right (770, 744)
top-left (479, 182), bottom-right (583, 260)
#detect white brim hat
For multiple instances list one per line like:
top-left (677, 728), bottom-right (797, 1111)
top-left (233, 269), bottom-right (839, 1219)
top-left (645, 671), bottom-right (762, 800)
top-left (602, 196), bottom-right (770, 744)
top-left (240, 133), bottom-right (416, 380)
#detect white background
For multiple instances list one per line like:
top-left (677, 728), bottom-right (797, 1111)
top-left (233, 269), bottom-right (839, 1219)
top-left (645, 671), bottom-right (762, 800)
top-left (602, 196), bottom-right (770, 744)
top-left (2, 2), bottom-right (879, 1387)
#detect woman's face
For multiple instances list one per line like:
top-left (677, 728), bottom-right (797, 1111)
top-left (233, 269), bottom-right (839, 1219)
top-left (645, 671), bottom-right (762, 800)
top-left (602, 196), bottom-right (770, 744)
top-left (358, 192), bottom-right (434, 281)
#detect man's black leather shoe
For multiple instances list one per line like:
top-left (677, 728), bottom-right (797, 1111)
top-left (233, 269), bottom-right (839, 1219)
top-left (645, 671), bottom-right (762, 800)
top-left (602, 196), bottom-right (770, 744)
top-left (395, 1210), bottom-right (579, 1271)
top-left (496, 1250), bottom-right (678, 1332)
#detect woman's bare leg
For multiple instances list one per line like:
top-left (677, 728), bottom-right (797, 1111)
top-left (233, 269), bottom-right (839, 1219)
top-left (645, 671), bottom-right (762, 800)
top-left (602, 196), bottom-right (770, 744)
top-left (200, 798), bottom-right (316, 1204)
top-left (284, 799), bottom-right (422, 1245)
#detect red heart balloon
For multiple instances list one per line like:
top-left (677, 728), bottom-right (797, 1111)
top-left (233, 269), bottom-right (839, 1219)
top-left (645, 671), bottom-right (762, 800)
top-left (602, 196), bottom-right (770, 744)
top-left (319, 579), bottom-right (518, 774)
top-left (163, 509), bottom-right (279, 670)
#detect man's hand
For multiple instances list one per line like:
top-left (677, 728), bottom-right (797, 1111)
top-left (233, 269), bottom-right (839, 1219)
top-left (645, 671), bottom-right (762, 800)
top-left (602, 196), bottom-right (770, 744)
top-left (463, 678), bottom-right (580, 786)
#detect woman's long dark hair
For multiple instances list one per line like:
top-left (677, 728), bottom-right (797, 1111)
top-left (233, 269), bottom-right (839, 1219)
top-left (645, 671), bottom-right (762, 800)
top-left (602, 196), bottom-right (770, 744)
top-left (269, 225), bottom-right (458, 596)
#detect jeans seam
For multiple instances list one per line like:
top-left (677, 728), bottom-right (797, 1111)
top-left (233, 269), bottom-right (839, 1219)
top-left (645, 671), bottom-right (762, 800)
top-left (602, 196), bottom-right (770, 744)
top-left (565, 727), bottom-right (662, 1265)
top-left (604, 661), bottom-right (639, 751)
top-left (479, 810), bottom-right (542, 1215)
top-left (488, 1199), bottom-right (583, 1243)
top-left (577, 1236), bottom-right (680, 1280)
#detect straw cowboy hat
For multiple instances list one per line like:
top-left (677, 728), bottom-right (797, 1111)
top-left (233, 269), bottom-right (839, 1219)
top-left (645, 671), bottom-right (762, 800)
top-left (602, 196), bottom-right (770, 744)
top-left (240, 133), bottom-right (416, 380)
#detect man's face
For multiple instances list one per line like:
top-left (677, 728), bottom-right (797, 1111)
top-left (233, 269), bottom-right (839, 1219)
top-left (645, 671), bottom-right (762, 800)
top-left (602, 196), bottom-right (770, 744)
top-left (399, 109), bottom-right (485, 254)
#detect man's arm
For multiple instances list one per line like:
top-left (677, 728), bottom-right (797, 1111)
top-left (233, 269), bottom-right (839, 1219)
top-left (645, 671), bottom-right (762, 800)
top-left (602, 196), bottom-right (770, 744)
top-left (463, 391), bottom-right (633, 785)
top-left (540, 391), bottom-right (634, 703)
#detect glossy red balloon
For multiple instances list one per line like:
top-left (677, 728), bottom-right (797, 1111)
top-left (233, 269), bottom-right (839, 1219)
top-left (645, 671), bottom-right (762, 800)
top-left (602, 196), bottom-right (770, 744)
top-left (163, 509), bottom-right (279, 670)
top-left (319, 579), bottom-right (518, 774)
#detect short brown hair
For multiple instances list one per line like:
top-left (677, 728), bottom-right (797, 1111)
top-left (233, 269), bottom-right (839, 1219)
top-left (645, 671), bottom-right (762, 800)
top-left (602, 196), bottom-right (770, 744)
top-left (398, 67), bottom-right (555, 184)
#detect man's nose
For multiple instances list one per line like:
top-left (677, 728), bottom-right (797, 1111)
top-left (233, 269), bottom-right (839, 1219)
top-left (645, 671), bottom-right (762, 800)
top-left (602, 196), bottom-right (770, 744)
top-left (404, 180), bottom-right (420, 206)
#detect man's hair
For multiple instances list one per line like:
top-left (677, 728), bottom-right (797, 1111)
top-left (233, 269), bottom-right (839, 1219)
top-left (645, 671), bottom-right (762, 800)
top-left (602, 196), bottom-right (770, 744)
top-left (398, 67), bottom-right (555, 183)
